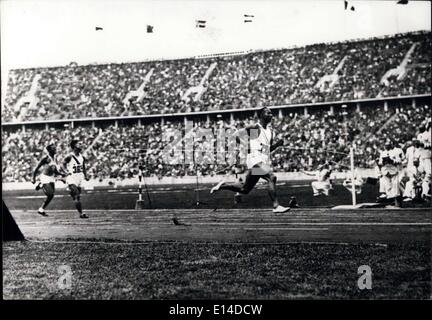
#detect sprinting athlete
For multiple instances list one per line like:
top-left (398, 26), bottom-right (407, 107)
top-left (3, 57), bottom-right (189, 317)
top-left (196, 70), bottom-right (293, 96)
top-left (210, 107), bottom-right (291, 213)
top-left (32, 143), bottom-right (65, 216)
top-left (63, 140), bottom-right (89, 219)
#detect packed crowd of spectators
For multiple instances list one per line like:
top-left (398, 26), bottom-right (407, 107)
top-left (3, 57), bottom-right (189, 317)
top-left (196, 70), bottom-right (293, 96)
top-left (3, 69), bottom-right (35, 121)
top-left (2, 101), bottom-right (429, 183)
top-left (361, 103), bottom-right (431, 165)
top-left (379, 35), bottom-right (431, 97)
top-left (2, 31), bottom-right (430, 123)
top-left (271, 106), bottom-right (389, 171)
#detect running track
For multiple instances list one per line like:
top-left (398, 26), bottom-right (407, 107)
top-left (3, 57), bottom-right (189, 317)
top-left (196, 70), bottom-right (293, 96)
top-left (10, 208), bottom-right (431, 243)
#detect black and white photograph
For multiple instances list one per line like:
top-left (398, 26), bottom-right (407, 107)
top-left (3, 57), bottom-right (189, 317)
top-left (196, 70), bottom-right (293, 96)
top-left (1, 0), bottom-right (431, 305)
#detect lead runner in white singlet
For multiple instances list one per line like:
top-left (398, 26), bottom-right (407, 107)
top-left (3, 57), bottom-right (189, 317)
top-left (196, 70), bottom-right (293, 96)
top-left (210, 107), bottom-right (292, 213)
top-left (32, 143), bottom-right (65, 216)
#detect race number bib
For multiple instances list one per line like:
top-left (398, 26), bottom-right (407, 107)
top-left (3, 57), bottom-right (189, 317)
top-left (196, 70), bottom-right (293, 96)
top-left (73, 165), bottom-right (83, 174)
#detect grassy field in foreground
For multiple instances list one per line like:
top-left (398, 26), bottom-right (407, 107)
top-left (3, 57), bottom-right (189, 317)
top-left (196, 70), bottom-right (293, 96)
top-left (3, 241), bottom-right (430, 299)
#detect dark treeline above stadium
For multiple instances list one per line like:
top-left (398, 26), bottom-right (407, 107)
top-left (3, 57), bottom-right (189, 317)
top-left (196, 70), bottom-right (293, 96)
top-left (2, 31), bottom-right (430, 123)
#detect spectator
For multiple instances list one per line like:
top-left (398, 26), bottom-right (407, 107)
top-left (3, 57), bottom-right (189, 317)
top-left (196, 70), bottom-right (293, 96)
top-left (2, 31), bottom-right (430, 122)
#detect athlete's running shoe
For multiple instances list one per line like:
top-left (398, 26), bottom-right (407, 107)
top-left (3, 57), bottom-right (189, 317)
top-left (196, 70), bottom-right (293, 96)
top-left (37, 208), bottom-right (48, 217)
top-left (210, 180), bottom-right (225, 194)
top-left (79, 213), bottom-right (89, 219)
top-left (273, 205), bottom-right (290, 213)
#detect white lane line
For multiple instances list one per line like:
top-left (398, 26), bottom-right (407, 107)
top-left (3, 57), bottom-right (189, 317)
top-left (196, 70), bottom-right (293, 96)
top-left (106, 221), bottom-right (430, 226)
top-left (298, 222), bottom-right (431, 226)
top-left (11, 208), bottom-right (431, 213)
top-left (118, 190), bottom-right (187, 194)
top-left (220, 227), bottom-right (329, 231)
top-left (15, 221), bottom-right (431, 226)
top-left (26, 218), bottom-right (359, 223)
top-left (104, 190), bottom-right (188, 194)
top-left (16, 195), bottom-right (66, 199)
top-left (21, 227), bottom-right (330, 232)
top-left (10, 191), bottom-right (185, 198)
top-left (190, 222), bottom-right (431, 226)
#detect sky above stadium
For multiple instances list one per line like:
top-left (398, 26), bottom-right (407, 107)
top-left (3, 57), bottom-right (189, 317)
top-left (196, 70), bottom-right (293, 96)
top-left (1, 0), bottom-right (430, 71)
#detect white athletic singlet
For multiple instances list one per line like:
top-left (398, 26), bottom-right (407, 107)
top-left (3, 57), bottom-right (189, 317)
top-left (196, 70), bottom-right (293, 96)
top-left (65, 153), bottom-right (85, 186)
top-left (246, 124), bottom-right (272, 169)
top-left (66, 153), bottom-right (85, 175)
top-left (45, 152), bottom-right (60, 171)
top-left (39, 153), bottom-right (60, 184)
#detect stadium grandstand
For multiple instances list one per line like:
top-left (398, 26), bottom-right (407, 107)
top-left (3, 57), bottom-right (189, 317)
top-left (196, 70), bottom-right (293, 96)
top-left (1, 31), bottom-right (431, 184)
top-left (2, 31), bottom-right (430, 121)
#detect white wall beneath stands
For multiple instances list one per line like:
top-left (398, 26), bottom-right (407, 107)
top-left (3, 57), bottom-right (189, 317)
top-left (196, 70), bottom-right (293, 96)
top-left (2, 169), bottom-right (377, 191)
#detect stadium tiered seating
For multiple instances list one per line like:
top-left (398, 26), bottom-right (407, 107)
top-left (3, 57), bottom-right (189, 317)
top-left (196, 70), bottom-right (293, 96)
top-left (2, 31), bottom-right (430, 122)
top-left (2, 101), bottom-right (430, 182)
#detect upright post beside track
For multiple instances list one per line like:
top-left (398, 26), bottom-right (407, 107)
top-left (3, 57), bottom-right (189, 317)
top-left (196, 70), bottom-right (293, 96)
top-left (135, 167), bottom-right (145, 209)
top-left (350, 146), bottom-right (357, 207)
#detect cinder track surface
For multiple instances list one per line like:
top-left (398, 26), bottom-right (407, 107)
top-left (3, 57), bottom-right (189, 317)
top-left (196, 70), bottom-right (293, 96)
top-left (10, 208), bottom-right (431, 243)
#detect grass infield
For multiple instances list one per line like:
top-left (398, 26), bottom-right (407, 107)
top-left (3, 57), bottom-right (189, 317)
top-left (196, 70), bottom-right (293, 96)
top-left (3, 240), bottom-right (430, 299)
